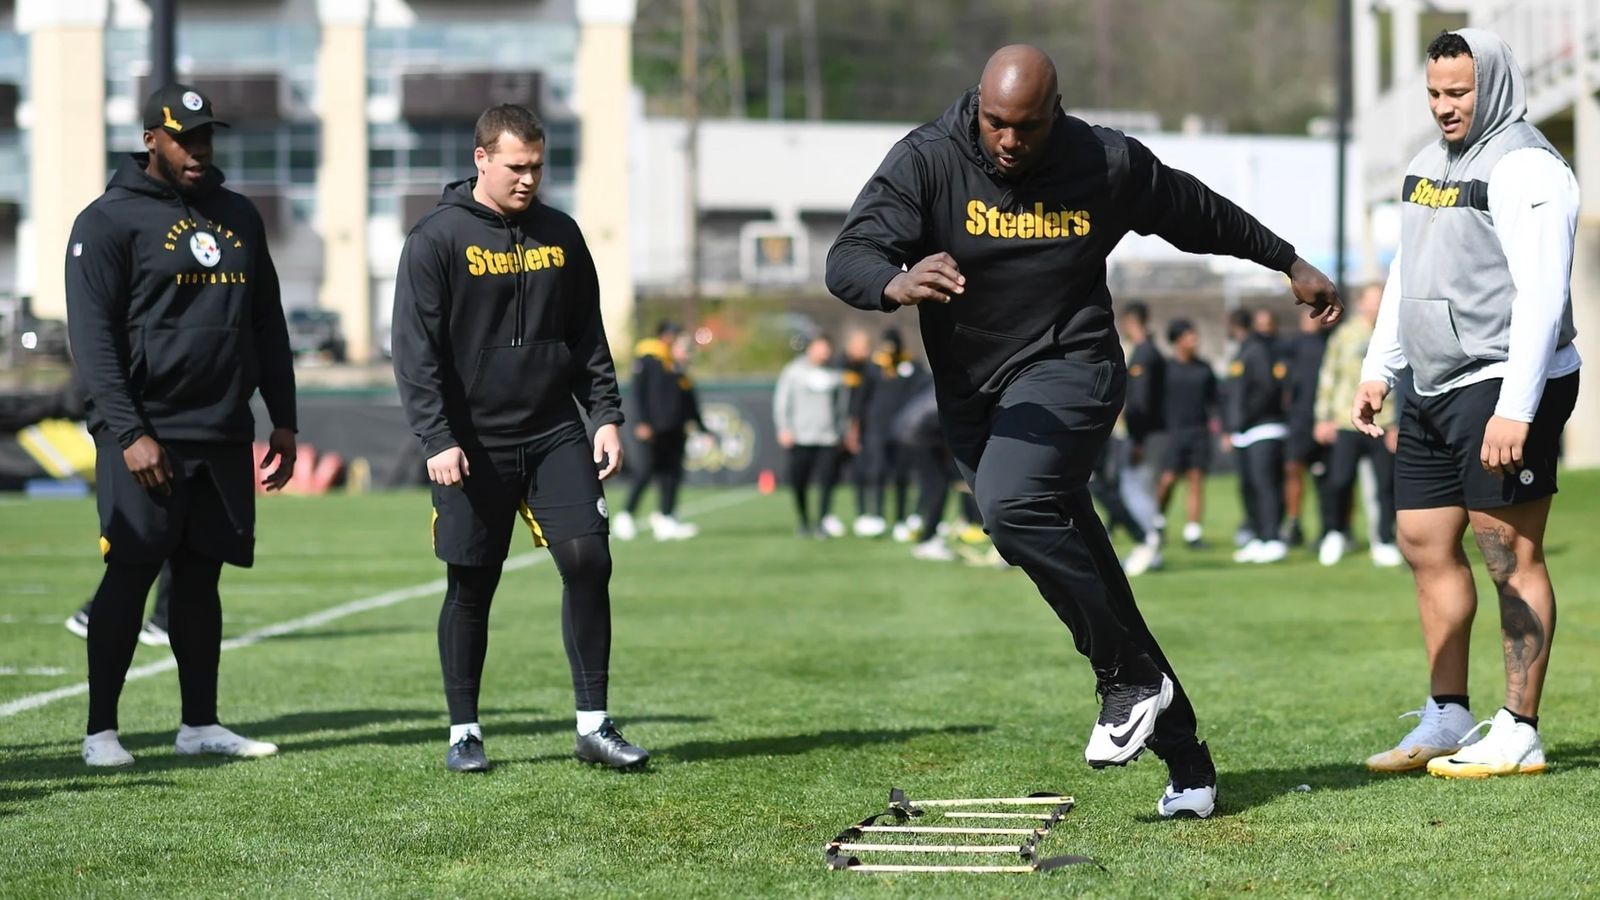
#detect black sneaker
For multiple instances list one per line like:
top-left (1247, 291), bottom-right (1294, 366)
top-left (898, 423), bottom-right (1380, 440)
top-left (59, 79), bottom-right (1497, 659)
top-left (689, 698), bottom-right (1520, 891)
top-left (1084, 664), bottom-right (1173, 768)
top-left (446, 734), bottom-right (490, 773)
top-left (1158, 741), bottom-right (1217, 818)
top-left (574, 719), bottom-right (650, 770)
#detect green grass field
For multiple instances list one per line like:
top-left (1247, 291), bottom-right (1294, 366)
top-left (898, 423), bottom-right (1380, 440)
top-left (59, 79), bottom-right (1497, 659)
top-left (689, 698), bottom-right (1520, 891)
top-left (3, 474), bottom-right (1600, 897)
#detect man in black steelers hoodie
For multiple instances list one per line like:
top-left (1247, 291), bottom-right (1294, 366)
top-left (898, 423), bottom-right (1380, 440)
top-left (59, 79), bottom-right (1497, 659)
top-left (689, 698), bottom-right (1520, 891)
top-left (392, 104), bottom-right (648, 774)
top-left (826, 45), bottom-right (1342, 819)
top-left (66, 84), bottom-right (298, 768)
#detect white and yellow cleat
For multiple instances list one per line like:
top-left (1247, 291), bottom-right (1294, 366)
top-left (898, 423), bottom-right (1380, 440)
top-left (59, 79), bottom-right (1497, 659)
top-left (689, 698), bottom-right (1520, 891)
top-left (1365, 700), bottom-right (1477, 773)
top-left (174, 724), bottom-right (279, 759)
top-left (1426, 709), bottom-right (1546, 779)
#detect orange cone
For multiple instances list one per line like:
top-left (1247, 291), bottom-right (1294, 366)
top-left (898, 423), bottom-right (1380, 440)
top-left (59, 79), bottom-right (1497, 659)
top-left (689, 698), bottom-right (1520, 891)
top-left (757, 468), bottom-right (777, 495)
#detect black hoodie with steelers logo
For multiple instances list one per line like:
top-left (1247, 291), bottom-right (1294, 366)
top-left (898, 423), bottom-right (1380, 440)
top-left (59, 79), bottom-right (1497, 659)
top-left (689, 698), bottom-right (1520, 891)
top-left (826, 88), bottom-right (1297, 420)
top-left (65, 154), bottom-right (297, 449)
top-left (391, 179), bottom-right (622, 457)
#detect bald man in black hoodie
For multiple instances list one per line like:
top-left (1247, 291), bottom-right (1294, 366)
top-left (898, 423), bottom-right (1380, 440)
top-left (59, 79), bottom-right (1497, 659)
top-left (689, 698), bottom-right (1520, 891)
top-left (827, 45), bottom-right (1341, 819)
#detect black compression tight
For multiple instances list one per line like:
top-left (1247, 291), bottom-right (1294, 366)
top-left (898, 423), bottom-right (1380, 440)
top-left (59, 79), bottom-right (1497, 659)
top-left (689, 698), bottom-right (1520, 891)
top-left (438, 535), bottom-right (613, 724)
top-left (87, 550), bottom-right (223, 734)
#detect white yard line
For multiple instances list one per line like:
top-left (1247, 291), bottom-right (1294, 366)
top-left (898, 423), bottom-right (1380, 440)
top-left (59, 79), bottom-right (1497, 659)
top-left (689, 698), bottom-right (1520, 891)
top-left (0, 490), bottom-right (758, 720)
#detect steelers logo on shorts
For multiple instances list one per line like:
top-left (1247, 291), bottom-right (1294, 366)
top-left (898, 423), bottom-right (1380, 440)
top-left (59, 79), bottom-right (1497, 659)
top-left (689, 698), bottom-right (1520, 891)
top-left (1518, 469), bottom-right (1535, 486)
top-left (596, 497), bottom-right (609, 519)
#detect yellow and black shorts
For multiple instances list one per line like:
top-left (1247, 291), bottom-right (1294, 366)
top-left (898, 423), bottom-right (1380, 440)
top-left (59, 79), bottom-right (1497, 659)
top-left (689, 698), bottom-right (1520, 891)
top-left (94, 437), bottom-right (256, 568)
top-left (430, 422), bottom-right (610, 566)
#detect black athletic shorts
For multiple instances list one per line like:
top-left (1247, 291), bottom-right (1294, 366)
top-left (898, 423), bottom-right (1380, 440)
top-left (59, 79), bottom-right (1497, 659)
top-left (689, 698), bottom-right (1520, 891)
top-left (95, 438), bottom-right (255, 567)
top-left (1162, 427), bottom-right (1212, 474)
top-left (431, 421), bottom-right (609, 566)
top-left (1287, 422), bottom-right (1323, 465)
top-left (1394, 372), bottom-right (1579, 511)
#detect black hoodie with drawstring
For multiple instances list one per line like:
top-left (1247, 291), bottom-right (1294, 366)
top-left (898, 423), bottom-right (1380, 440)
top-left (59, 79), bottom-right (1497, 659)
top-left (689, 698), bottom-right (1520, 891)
top-left (65, 154), bottom-right (296, 449)
top-left (826, 89), bottom-right (1298, 419)
top-left (392, 179), bottom-right (622, 457)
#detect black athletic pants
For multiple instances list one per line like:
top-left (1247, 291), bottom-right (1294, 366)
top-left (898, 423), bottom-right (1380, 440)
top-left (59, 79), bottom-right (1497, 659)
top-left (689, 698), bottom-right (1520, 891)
top-left (910, 443), bottom-right (952, 534)
top-left (787, 444), bottom-right (839, 530)
top-left (439, 534), bottom-right (613, 724)
top-left (945, 358), bottom-right (1199, 760)
top-left (79, 562), bottom-right (173, 629)
top-left (87, 549), bottom-right (223, 734)
top-left (1320, 429), bottom-right (1396, 543)
top-left (861, 434), bottom-right (910, 522)
top-left (623, 429), bottom-right (687, 517)
top-left (1236, 438), bottom-right (1285, 542)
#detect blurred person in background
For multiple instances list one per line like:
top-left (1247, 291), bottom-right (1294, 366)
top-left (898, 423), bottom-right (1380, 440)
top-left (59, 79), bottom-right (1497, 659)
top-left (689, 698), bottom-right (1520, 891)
top-left (1116, 301), bottom-right (1166, 574)
top-left (836, 328), bottom-right (874, 537)
top-left (1155, 319), bottom-right (1219, 549)
top-left (66, 83), bottom-right (297, 767)
top-left (1224, 308), bottom-right (1289, 564)
top-left (616, 320), bottom-right (704, 542)
top-left (773, 333), bottom-right (847, 539)
top-left (856, 328), bottom-right (922, 539)
top-left (826, 43), bottom-right (1340, 819)
top-left (1314, 285), bottom-right (1401, 567)
top-left (1283, 309), bottom-right (1331, 548)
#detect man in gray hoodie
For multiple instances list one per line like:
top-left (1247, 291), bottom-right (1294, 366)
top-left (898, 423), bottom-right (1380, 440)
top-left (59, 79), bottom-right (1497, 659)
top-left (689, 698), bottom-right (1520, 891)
top-left (774, 334), bottom-right (848, 537)
top-left (1354, 29), bottom-right (1580, 779)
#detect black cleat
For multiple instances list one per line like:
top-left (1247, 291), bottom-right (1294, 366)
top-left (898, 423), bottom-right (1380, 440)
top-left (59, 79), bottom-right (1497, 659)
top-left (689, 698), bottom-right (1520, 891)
top-left (446, 734), bottom-right (490, 773)
top-left (574, 719), bottom-right (650, 770)
top-left (1158, 741), bottom-right (1217, 818)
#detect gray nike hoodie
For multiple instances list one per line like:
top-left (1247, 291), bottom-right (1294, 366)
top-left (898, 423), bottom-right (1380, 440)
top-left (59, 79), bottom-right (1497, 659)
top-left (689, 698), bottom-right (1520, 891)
top-left (1397, 27), bottom-right (1576, 395)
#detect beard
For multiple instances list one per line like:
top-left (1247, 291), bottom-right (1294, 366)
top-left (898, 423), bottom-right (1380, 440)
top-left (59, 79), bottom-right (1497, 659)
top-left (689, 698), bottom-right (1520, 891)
top-left (155, 154), bottom-right (203, 196)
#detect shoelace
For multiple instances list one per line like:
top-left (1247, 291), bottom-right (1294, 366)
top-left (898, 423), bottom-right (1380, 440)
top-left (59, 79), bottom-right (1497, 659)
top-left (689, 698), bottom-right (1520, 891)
top-left (1456, 719), bottom-right (1494, 746)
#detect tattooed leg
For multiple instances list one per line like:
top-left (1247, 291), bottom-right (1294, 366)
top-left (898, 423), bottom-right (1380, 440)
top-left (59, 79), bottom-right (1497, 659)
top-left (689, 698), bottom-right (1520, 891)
top-left (1470, 500), bottom-right (1556, 718)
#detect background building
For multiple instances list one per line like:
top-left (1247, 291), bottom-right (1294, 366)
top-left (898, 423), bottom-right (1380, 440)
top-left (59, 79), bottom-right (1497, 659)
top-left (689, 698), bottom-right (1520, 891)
top-left (5, 0), bottom-right (635, 365)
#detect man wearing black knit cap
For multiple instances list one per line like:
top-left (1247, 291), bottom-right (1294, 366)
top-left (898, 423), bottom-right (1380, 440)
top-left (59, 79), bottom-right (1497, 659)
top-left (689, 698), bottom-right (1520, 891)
top-left (826, 44), bottom-right (1341, 819)
top-left (67, 83), bottom-right (298, 767)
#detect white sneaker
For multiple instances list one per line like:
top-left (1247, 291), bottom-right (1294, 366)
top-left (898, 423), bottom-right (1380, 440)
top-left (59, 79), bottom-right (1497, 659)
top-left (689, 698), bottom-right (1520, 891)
top-left (1318, 531), bottom-right (1347, 567)
top-left (1182, 522), bottom-right (1204, 545)
top-left (64, 611), bottom-right (90, 640)
top-left (1370, 542), bottom-right (1404, 568)
top-left (891, 521), bottom-right (914, 543)
top-left (1251, 540), bottom-right (1288, 564)
top-left (612, 511), bottom-right (637, 541)
top-left (853, 515), bottom-right (887, 538)
top-left (1123, 542), bottom-right (1162, 576)
top-left (1232, 539), bottom-right (1264, 563)
top-left (1086, 673), bottom-right (1174, 767)
top-left (83, 729), bottom-right (134, 767)
top-left (1365, 700), bottom-right (1478, 772)
top-left (651, 514), bottom-right (697, 541)
top-left (911, 537), bottom-right (955, 561)
top-left (174, 724), bottom-right (279, 759)
top-left (820, 515), bottom-right (845, 538)
top-left (1426, 708), bottom-right (1546, 779)
top-left (1159, 783), bottom-right (1216, 818)
top-left (1158, 742), bottom-right (1217, 819)
top-left (138, 621), bottom-right (171, 647)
